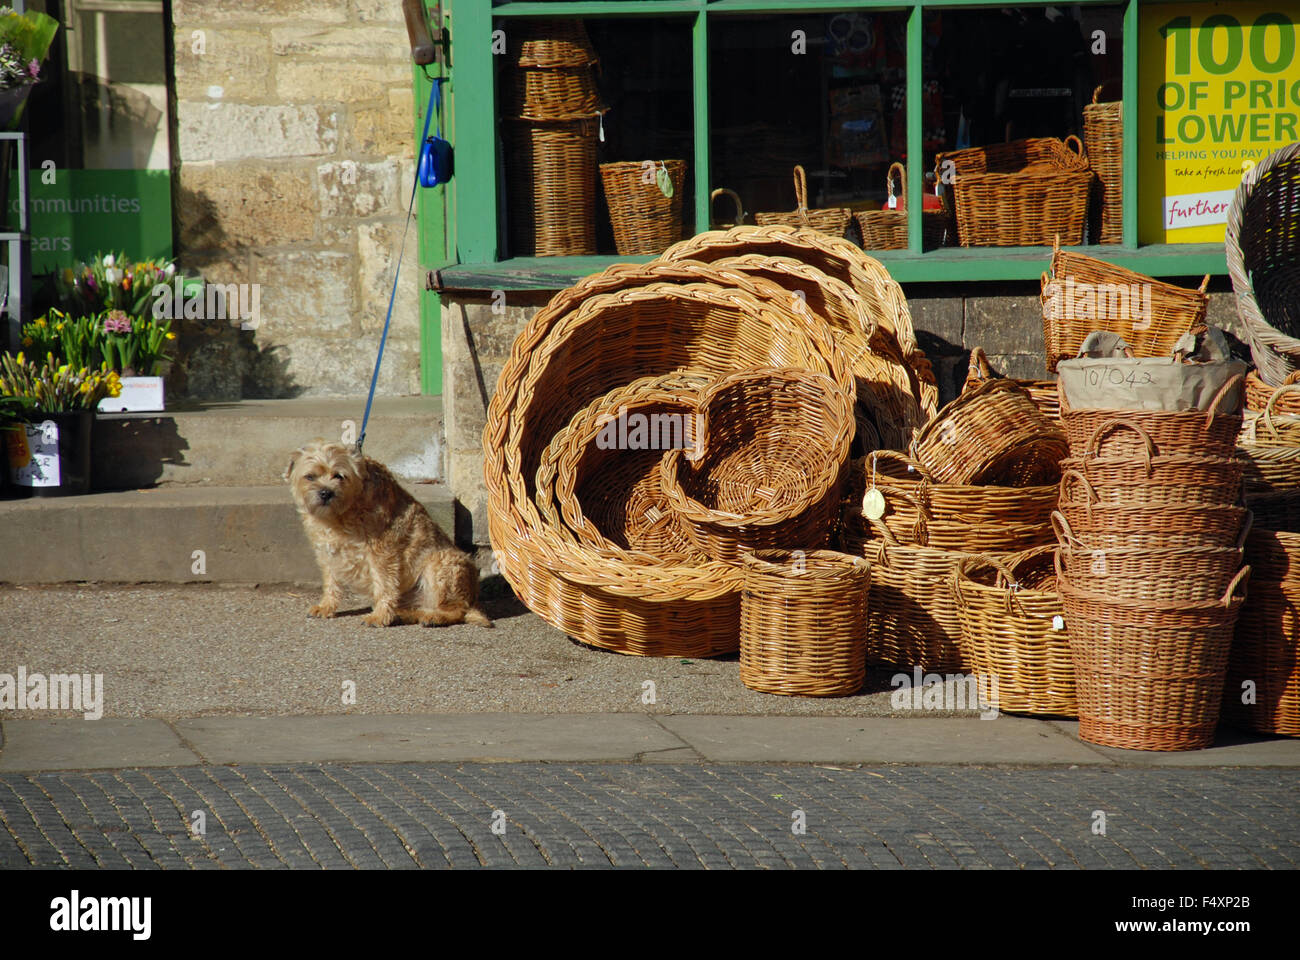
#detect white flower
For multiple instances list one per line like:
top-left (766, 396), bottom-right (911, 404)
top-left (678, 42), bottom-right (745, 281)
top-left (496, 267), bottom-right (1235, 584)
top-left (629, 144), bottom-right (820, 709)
top-left (104, 268), bottom-right (120, 284)
top-left (164, 263), bottom-right (175, 277)
top-left (103, 254), bottom-right (115, 267)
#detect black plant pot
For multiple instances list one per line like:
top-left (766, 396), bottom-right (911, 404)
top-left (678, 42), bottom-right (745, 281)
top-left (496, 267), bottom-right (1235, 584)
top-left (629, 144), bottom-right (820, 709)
top-left (6, 410), bottom-right (94, 497)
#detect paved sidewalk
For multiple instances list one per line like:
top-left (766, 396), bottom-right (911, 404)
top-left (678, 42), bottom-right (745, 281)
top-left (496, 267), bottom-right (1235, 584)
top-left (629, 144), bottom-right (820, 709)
top-left (2, 763), bottom-right (1296, 869)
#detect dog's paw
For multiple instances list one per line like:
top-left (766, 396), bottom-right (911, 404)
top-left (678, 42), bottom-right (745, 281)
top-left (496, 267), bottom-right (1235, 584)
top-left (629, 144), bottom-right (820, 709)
top-left (363, 609), bottom-right (398, 627)
top-left (308, 603), bottom-right (338, 619)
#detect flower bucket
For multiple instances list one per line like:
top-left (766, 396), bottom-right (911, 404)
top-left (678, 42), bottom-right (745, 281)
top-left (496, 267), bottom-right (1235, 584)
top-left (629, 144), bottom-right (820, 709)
top-left (0, 84), bottom-right (33, 131)
top-left (5, 411), bottom-right (93, 497)
top-left (97, 376), bottom-right (164, 413)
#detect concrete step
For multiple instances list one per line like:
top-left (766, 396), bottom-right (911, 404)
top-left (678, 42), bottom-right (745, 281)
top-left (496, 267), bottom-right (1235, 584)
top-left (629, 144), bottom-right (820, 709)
top-left (0, 483), bottom-right (456, 585)
top-left (91, 395), bottom-right (445, 489)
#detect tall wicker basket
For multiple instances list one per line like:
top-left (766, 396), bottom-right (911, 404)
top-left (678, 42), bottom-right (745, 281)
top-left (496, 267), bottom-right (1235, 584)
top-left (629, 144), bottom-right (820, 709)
top-left (506, 118), bottom-right (598, 256)
top-left (1083, 85), bottom-right (1123, 244)
top-left (599, 160), bottom-right (686, 256)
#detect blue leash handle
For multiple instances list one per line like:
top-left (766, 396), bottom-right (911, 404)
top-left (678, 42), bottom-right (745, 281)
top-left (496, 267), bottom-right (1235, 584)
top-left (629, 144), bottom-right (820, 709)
top-left (358, 76), bottom-right (442, 454)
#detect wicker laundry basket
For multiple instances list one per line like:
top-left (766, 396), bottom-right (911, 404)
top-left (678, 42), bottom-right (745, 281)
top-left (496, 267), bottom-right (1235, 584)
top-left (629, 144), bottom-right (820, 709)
top-left (1083, 85), bottom-right (1122, 244)
top-left (599, 160), bottom-right (687, 256)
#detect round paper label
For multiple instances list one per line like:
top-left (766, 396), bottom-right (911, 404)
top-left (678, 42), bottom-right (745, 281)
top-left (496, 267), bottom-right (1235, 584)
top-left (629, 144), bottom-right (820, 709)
top-left (862, 488), bottom-right (886, 520)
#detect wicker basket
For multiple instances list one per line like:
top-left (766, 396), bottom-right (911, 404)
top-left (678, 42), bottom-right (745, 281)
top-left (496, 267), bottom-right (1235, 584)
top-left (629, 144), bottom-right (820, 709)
top-left (1226, 141), bottom-right (1300, 386)
top-left (1059, 419), bottom-right (1244, 505)
top-left (963, 347), bottom-right (1059, 420)
top-left (697, 254), bottom-right (927, 452)
top-left (953, 547), bottom-right (1075, 717)
top-left (484, 263), bottom-right (856, 658)
top-left (600, 160), bottom-right (686, 256)
top-left (739, 550), bottom-right (871, 697)
top-left (1059, 375), bottom-right (1244, 459)
top-left (1056, 541), bottom-right (1245, 604)
top-left (936, 136), bottom-right (1093, 246)
top-left (854, 163), bottom-right (949, 251)
top-left (1061, 568), bottom-right (1249, 751)
top-left (1052, 505), bottom-right (1248, 553)
top-left (534, 372), bottom-right (707, 556)
top-left (660, 367), bottom-right (855, 562)
top-left (659, 225), bottom-right (940, 421)
top-left (1245, 370), bottom-right (1300, 415)
top-left (911, 378), bottom-right (1068, 486)
top-left (1083, 85), bottom-right (1123, 244)
top-left (842, 527), bottom-right (968, 673)
top-left (1040, 238), bottom-right (1210, 372)
top-left (709, 188), bottom-right (746, 229)
top-left (1239, 444), bottom-right (1300, 496)
top-left (512, 19), bottom-right (599, 68)
top-left (754, 165), bottom-right (854, 240)
top-left (508, 68), bottom-right (605, 121)
top-left (843, 450), bottom-right (1057, 552)
top-left (506, 117), bottom-right (598, 256)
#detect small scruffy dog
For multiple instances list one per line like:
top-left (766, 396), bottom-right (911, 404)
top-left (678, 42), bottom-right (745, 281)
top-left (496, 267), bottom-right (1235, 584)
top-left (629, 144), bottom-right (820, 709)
top-left (285, 440), bottom-right (492, 628)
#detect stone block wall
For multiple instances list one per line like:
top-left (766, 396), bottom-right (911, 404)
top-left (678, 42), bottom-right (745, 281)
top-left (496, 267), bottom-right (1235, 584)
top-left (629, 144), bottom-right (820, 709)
top-left (445, 279), bottom-right (1243, 545)
top-left (169, 0), bottom-right (422, 400)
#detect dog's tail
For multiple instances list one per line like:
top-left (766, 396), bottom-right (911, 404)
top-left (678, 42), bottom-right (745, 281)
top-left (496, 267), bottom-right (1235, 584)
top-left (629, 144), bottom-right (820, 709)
top-left (464, 606), bottom-right (494, 629)
top-left (402, 603), bottom-right (494, 628)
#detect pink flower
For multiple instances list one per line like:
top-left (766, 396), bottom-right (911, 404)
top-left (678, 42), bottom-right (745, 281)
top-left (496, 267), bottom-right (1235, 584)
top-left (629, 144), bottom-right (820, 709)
top-left (103, 310), bottom-right (132, 334)
top-left (27, 59), bottom-right (38, 80)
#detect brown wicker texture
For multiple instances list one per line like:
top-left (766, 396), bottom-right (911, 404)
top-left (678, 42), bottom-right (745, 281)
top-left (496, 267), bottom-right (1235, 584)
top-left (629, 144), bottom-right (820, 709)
top-left (1245, 369), bottom-right (1300, 415)
top-left (484, 263), bottom-right (856, 657)
top-left (1226, 141), bottom-right (1300, 386)
top-left (854, 162), bottom-right (950, 251)
top-left (1055, 528), bottom-right (1247, 604)
top-left (911, 378), bottom-right (1068, 486)
top-left (1061, 569), bottom-right (1249, 751)
top-left (511, 18), bottom-right (599, 67)
top-left (936, 136), bottom-right (1093, 246)
top-left (709, 188), bottom-right (746, 229)
top-left (842, 450), bottom-right (1057, 552)
top-left (739, 550), bottom-right (871, 697)
top-left (1225, 578), bottom-right (1300, 737)
top-left (508, 67), bottom-right (604, 121)
top-left (1059, 418), bottom-right (1244, 506)
top-left (659, 224), bottom-right (940, 421)
top-left (506, 118), bottom-right (597, 256)
top-left (1238, 444), bottom-right (1300, 496)
top-left (1056, 498), bottom-right (1248, 552)
top-left (1083, 86), bottom-right (1122, 244)
top-left (1040, 238), bottom-right (1209, 372)
top-left (660, 367), bottom-right (856, 563)
top-left (841, 527), bottom-right (968, 673)
top-left (754, 165), bottom-right (853, 239)
top-left (963, 347), bottom-right (1059, 420)
top-left (1059, 375), bottom-right (1245, 459)
top-left (953, 547), bottom-right (1074, 717)
top-left (696, 254), bottom-right (926, 451)
top-left (533, 372), bottom-right (707, 557)
top-left (599, 160), bottom-right (686, 256)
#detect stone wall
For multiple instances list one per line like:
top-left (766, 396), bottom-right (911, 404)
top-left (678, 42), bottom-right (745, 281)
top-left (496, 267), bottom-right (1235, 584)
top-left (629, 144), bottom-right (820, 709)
top-left (169, 0), bottom-right (422, 400)
top-left (444, 279), bottom-right (1243, 545)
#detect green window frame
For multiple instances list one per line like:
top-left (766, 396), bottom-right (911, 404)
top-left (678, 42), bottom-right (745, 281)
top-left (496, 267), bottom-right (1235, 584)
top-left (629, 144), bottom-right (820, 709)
top-left (433, 0), bottom-right (1239, 289)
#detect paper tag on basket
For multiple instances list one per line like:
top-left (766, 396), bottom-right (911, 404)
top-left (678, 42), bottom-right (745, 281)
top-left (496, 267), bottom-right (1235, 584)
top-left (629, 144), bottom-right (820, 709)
top-left (886, 195), bottom-right (898, 210)
top-left (1051, 615), bottom-right (1065, 631)
top-left (862, 488), bottom-right (886, 521)
top-left (656, 163), bottom-right (673, 198)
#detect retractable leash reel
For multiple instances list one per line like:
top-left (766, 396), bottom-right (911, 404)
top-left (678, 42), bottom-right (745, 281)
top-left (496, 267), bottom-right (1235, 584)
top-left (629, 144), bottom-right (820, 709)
top-left (358, 70), bottom-right (449, 455)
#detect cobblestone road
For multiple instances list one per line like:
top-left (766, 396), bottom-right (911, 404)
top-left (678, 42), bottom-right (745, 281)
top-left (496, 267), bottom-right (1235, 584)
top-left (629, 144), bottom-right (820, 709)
top-left (2, 764), bottom-right (1297, 869)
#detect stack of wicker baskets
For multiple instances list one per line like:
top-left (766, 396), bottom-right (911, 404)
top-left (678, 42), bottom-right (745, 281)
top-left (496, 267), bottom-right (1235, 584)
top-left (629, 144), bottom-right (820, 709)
top-left (1053, 377), bottom-right (1251, 751)
top-left (484, 225), bottom-right (938, 696)
top-left (505, 19), bottom-right (606, 256)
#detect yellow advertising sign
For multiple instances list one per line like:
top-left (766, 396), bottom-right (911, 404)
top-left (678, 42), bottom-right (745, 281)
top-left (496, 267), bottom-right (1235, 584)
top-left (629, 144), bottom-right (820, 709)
top-left (1139, 2), bottom-right (1300, 244)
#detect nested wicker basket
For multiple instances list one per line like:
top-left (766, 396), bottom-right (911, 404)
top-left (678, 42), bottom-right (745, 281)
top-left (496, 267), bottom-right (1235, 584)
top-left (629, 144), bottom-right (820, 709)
top-left (660, 367), bottom-right (856, 563)
top-left (1061, 569), bottom-right (1249, 751)
top-left (508, 67), bottom-right (604, 120)
top-left (533, 372), bottom-right (707, 556)
top-left (511, 19), bottom-right (599, 68)
top-left (660, 225), bottom-right (940, 422)
top-left (484, 262), bottom-right (856, 658)
top-left (842, 527), bottom-right (969, 673)
top-left (599, 160), bottom-right (686, 256)
top-left (1056, 541), bottom-right (1245, 604)
top-left (739, 549), bottom-right (871, 697)
top-left (1056, 500), bottom-right (1248, 552)
top-left (1083, 85), bottom-right (1123, 244)
top-left (506, 117), bottom-right (598, 256)
top-left (1226, 140), bottom-right (1300, 386)
top-left (953, 547), bottom-right (1074, 717)
top-left (1245, 370), bottom-right (1300, 415)
top-left (911, 378), bottom-right (1068, 486)
top-left (755, 165), bottom-right (854, 240)
top-left (963, 347), bottom-right (1059, 421)
top-left (936, 136), bottom-right (1093, 246)
top-left (1225, 528), bottom-right (1300, 736)
top-left (842, 450), bottom-right (1057, 552)
top-left (1040, 238), bottom-right (1210, 372)
top-left (696, 253), bottom-right (926, 452)
top-left (854, 162), bottom-right (949, 251)
top-left (1059, 376), bottom-right (1244, 459)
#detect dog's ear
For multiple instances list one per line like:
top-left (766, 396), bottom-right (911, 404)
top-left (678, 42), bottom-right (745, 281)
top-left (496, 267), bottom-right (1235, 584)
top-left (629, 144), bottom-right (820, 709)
top-left (283, 448), bottom-right (302, 482)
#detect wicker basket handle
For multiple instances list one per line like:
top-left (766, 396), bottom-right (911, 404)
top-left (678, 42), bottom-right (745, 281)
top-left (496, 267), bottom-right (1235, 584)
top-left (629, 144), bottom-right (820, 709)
top-left (1219, 564), bottom-right (1251, 607)
top-left (1064, 134), bottom-right (1085, 158)
top-left (1205, 372), bottom-right (1246, 428)
top-left (1085, 417), bottom-right (1157, 472)
top-left (1059, 467), bottom-right (1100, 507)
top-left (1260, 381), bottom-right (1300, 438)
top-left (792, 164), bottom-right (810, 222)
top-left (1196, 274), bottom-right (1210, 294)
top-left (1092, 84), bottom-right (1104, 105)
top-left (886, 162), bottom-right (907, 212)
top-left (710, 187), bottom-right (745, 227)
top-left (964, 346), bottom-right (994, 386)
top-left (1051, 510), bottom-right (1081, 549)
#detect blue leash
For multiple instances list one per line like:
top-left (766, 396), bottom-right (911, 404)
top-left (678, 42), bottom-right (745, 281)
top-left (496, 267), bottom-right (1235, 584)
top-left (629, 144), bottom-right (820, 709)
top-left (358, 76), bottom-right (444, 455)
